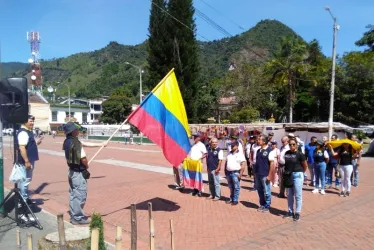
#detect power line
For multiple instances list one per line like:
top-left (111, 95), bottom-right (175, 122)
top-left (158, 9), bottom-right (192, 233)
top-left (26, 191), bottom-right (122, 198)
top-left (195, 8), bottom-right (232, 37)
top-left (199, 0), bottom-right (245, 30)
top-left (151, 1), bottom-right (210, 41)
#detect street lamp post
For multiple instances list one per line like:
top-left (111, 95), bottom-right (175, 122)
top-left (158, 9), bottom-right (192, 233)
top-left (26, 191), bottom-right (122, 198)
top-left (325, 6), bottom-right (339, 139)
top-left (125, 61), bottom-right (144, 144)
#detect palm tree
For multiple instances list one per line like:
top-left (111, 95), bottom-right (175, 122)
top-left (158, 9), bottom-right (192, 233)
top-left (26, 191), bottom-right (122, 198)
top-left (266, 36), bottom-right (312, 123)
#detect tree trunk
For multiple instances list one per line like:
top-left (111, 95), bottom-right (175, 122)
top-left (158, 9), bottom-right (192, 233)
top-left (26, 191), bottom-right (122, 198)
top-left (289, 78), bottom-right (293, 123)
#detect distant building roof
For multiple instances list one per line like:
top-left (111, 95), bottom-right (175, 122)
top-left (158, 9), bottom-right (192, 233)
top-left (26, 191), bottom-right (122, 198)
top-left (219, 97), bottom-right (237, 105)
top-left (29, 92), bottom-right (48, 104)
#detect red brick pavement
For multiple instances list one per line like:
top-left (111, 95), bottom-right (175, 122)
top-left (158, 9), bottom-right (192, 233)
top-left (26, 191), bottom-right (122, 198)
top-left (3, 136), bottom-right (374, 249)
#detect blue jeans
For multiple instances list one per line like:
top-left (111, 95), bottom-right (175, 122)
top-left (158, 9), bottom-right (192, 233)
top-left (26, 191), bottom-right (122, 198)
top-left (226, 171), bottom-right (240, 202)
top-left (208, 169), bottom-right (221, 199)
top-left (68, 170), bottom-right (88, 221)
top-left (351, 159), bottom-right (359, 186)
top-left (314, 162), bottom-right (326, 191)
top-left (19, 162), bottom-right (35, 199)
top-left (255, 174), bottom-right (271, 208)
top-left (287, 172), bottom-right (303, 213)
top-left (326, 162), bottom-right (341, 186)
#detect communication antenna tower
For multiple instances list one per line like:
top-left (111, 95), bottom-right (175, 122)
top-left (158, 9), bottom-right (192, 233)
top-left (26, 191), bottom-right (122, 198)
top-left (27, 31), bottom-right (42, 92)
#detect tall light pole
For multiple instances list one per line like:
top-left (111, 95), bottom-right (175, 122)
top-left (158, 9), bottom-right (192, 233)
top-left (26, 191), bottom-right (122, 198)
top-left (325, 6), bottom-right (339, 139)
top-left (125, 62), bottom-right (144, 104)
top-left (125, 62), bottom-right (144, 145)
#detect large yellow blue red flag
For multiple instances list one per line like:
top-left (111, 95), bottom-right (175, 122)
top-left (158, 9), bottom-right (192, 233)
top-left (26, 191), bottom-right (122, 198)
top-left (127, 69), bottom-right (191, 166)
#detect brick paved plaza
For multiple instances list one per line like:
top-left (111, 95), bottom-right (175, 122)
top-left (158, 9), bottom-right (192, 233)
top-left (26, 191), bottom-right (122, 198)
top-left (2, 136), bottom-right (374, 249)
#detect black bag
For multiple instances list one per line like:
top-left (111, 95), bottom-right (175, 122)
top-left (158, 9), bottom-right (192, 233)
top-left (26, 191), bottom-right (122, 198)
top-left (282, 170), bottom-right (293, 188)
top-left (82, 169), bottom-right (91, 179)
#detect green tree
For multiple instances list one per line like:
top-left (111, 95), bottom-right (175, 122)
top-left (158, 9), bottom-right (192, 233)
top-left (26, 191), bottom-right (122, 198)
top-left (265, 36), bottom-right (312, 123)
top-left (100, 95), bottom-right (132, 124)
top-left (229, 107), bottom-right (260, 123)
top-left (87, 212), bottom-right (106, 250)
top-left (147, 0), bottom-right (171, 87)
top-left (167, 0), bottom-right (200, 121)
top-left (355, 25), bottom-right (374, 51)
top-left (334, 51), bottom-right (374, 125)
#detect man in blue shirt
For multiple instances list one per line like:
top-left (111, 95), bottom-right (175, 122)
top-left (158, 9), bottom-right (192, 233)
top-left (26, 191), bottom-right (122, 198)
top-left (304, 136), bottom-right (317, 186)
top-left (16, 115), bottom-right (43, 205)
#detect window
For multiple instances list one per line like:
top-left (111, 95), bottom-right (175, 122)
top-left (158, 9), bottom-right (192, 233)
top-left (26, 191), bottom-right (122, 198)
top-left (52, 111), bottom-right (57, 122)
top-left (93, 104), bottom-right (101, 111)
top-left (83, 113), bottom-right (87, 123)
top-left (91, 114), bottom-right (94, 120)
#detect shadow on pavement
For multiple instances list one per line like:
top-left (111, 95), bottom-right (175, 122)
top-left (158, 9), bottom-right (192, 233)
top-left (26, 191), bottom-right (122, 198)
top-left (129, 197), bottom-right (181, 212)
top-left (101, 197), bottom-right (181, 217)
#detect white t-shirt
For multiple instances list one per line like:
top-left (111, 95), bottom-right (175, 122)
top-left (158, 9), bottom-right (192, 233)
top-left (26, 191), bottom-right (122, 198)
top-left (18, 131), bottom-right (29, 146)
top-left (227, 141), bottom-right (244, 155)
top-left (81, 147), bottom-right (87, 158)
top-left (269, 148), bottom-right (279, 161)
top-left (279, 144), bottom-right (290, 165)
top-left (226, 150), bottom-right (246, 171)
top-left (18, 126), bottom-right (31, 146)
top-left (251, 144), bottom-right (261, 164)
top-left (245, 143), bottom-right (252, 159)
top-left (189, 141), bottom-right (207, 160)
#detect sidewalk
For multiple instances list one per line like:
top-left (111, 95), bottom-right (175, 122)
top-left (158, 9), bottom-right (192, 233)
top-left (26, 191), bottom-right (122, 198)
top-left (0, 189), bottom-right (114, 249)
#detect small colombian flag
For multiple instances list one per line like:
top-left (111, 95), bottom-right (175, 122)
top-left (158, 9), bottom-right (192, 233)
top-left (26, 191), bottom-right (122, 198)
top-left (127, 69), bottom-right (191, 166)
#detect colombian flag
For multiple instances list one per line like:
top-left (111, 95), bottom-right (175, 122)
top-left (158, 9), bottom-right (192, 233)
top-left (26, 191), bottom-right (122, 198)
top-left (127, 69), bottom-right (191, 166)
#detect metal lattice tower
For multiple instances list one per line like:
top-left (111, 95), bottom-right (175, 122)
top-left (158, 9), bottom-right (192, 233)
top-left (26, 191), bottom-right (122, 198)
top-left (27, 31), bottom-right (42, 89)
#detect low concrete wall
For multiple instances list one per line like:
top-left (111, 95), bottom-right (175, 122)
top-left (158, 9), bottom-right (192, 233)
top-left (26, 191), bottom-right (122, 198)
top-left (88, 135), bottom-right (154, 144)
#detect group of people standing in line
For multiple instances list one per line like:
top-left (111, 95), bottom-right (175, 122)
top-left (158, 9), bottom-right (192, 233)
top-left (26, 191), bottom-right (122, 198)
top-left (173, 131), bottom-right (362, 222)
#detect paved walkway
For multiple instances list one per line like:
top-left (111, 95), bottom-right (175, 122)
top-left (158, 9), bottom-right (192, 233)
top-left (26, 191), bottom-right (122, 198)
top-left (2, 136), bottom-right (374, 249)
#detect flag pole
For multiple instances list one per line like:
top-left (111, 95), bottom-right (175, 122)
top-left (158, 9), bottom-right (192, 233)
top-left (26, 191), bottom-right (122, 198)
top-left (88, 68), bottom-right (175, 165)
top-left (88, 117), bottom-right (129, 164)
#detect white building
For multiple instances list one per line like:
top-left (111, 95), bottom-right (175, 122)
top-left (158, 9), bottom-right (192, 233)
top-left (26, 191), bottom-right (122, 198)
top-left (49, 98), bottom-right (105, 134)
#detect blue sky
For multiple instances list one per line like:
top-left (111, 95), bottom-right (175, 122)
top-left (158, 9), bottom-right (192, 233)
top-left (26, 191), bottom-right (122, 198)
top-left (1, 0), bottom-right (373, 62)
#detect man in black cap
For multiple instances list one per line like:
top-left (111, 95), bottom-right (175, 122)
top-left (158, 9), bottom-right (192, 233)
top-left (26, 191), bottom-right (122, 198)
top-left (62, 122), bottom-right (107, 224)
top-left (227, 135), bottom-right (244, 155)
top-left (16, 115), bottom-right (43, 207)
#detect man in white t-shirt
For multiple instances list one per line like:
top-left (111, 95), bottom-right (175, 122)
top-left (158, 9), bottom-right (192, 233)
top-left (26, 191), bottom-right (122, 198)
top-left (225, 141), bottom-right (246, 205)
top-left (16, 115), bottom-right (43, 206)
top-left (188, 132), bottom-right (207, 196)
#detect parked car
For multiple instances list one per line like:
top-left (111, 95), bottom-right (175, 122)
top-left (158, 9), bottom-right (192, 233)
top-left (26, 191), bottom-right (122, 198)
top-left (2, 128), bottom-right (13, 136)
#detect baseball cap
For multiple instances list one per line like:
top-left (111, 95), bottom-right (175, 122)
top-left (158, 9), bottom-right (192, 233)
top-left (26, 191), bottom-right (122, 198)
top-left (268, 132), bottom-right (274, 136)
top-left (288, 133), bottom-right (295, 138)
top-left (192, 132), bottom-right (201, 137)
top-left (271, 140), bottom-right (277, 145)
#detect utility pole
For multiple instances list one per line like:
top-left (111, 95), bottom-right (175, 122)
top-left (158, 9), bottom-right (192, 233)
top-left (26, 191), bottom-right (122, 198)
top-left (325, 6), bottom-right (339, 139)
top-left (125, 62), bottom-right (144, 145)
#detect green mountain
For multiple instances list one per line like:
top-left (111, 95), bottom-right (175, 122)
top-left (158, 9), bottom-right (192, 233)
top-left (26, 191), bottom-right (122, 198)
top-left (1, 62), bottom-right (28, 78)
top-left (12, 19), bottom-right (300, 98)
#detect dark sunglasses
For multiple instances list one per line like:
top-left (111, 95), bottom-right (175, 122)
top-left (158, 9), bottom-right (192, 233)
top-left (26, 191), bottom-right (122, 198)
top-left (289, 143), bottom-right (296, 146)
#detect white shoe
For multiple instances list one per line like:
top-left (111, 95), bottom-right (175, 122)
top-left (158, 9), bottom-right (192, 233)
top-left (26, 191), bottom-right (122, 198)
top-left (312, 189), bottom-right (319, 194)
top-left (273, 184), bottom-right (279, 188)
top-left (320, 190), bottom-right (326, 195)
